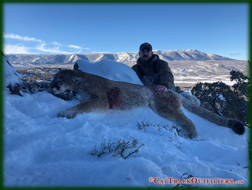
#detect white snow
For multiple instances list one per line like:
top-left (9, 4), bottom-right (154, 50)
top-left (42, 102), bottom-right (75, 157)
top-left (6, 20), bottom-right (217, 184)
top-left (174, 75), bottom-right (237, 86)
top-left (218, 94), bottom-right (226, 101)
top-left (32, 58), bottom-right (40, 63)
top-left (4, 55), bottom-right (22, 85)
top-left (4, 59), bottom-right (249, 187)
top-left (76, 59), bottom-right (143, 85)
top-left (175, 80), bottom-right (237, 86)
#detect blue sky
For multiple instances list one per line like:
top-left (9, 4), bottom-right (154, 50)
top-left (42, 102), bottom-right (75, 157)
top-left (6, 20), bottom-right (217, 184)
top-left (3, 3), bottom-right (248, 60)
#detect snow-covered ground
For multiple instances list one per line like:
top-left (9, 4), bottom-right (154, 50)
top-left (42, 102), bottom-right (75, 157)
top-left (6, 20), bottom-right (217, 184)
top-left (4, 58), bottom-right (249, 187)
top-left (174, 75), bottom-right (236, 86)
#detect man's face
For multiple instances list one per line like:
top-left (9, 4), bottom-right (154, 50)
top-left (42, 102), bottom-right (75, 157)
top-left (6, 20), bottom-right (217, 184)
top-left (139, 48), bottom-right (153, 62)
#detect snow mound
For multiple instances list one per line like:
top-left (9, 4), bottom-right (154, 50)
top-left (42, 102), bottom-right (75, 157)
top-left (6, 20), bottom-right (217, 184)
top-left (75, 59), bottom-right (143, 85)
top-left (3, 55), bottom-right (22, 85)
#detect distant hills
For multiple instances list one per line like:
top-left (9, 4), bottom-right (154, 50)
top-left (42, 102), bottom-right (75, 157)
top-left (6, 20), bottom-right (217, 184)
top-left (5, 50), bottom-right (247, 87)
top-left (5, 49), bottom-right (233, 68)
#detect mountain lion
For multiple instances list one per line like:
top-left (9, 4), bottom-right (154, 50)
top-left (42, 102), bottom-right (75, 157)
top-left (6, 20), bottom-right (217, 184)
top-left (50, 70), bottom-right (245, 139)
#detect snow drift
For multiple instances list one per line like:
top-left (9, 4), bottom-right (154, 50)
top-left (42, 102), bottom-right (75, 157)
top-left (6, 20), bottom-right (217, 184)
top-left (3, 54), bottom-right (22, 85)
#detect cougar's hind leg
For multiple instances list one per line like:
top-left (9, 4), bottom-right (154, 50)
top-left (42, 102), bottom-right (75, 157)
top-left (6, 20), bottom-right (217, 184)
top-left (154, 106), bottom-right (199, 139)
top-left (150, 91), bottom-right (200, 139)
top-left (173, 111), bottom-right (199, 139)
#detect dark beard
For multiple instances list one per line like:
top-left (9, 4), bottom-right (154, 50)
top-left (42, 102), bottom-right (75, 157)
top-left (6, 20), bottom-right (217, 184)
top-left (140, 56), bottom-right (152, 63)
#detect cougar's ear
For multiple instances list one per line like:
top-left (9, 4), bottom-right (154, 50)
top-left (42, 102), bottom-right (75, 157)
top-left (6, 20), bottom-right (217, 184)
top-left (72, 76), bottom-right (82, 84)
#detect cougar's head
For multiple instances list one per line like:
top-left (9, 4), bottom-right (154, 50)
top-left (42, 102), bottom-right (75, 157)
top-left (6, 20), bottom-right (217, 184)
top-left (50, 70), bottom-right (82, 95)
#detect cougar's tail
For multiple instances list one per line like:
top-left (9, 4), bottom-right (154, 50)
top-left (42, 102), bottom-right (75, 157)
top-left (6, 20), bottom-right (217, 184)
top-left (178, 94), bottom-right (245, 135)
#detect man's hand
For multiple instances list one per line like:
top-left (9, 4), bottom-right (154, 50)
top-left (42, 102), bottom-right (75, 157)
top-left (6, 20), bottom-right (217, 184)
top-left (154, 85), bottom-right (167, 93)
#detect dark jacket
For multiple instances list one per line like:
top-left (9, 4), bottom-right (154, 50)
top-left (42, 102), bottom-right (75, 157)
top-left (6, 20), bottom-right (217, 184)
top-left (132, 54), bottom-right (174, 89)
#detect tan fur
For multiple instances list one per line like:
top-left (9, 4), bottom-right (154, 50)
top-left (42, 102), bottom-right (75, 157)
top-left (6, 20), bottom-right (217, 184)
top-left (51, 70), bottom-right (245, 139)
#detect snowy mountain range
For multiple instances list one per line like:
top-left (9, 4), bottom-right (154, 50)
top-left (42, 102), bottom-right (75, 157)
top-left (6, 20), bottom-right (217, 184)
top-left (5, 49), bottom-right (232, 67)
top-left (5, 50), bottom-right (248, 86)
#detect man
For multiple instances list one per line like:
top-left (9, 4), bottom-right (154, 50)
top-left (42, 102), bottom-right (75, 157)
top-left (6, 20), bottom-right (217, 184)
top-left (132, 42), bottom-right (174, 93)
top-left (132, 42), bottom-right (200, 106)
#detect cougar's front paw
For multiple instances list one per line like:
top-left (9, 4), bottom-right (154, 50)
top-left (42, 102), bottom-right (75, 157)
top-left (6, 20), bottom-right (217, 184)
top-left (57, 109), bottom-right (77, 119)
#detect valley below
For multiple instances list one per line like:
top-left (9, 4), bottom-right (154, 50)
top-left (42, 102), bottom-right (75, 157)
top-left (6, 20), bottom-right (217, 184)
top-left (14, 59), bottom-right (248, 88)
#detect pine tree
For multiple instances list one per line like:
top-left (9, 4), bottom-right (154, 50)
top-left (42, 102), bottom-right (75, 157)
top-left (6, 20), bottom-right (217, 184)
top-left (191, 70), bottom-right (249, 125)
top-left (230, 70), bottom-right (249, 98)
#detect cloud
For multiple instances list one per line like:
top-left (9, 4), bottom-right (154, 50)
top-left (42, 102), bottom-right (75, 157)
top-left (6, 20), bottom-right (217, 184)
top-left (68, 45), bottom-right (82, 49)
top-left (4, 33), bottom-right (90, 54)
top-left (67, 45), bottom-right (90, 50)
top-left (51, 41), bottom-right (62, 46)
top-left (229, 53), bottom-right (241, 56)
top-left (36, 43), bottom-right (73, 54)
top-left (4, 33), bottom-right (43, 43)
top-left (4, 44), bottom-right (31, 54)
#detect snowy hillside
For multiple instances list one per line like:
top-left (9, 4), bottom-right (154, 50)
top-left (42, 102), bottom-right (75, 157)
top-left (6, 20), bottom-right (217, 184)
top-left (4, 58), bottom-right (249, 187)
top-left (3, 55), bottom-right (22, 85)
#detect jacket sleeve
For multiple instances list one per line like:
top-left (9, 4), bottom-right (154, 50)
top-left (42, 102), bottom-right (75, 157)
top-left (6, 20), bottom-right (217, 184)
top-left (132, 65), bottom-right (143, 81)
top-left (156, 61), bottom-right (174, 89)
